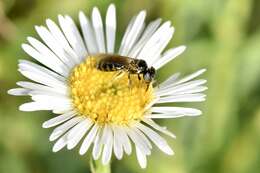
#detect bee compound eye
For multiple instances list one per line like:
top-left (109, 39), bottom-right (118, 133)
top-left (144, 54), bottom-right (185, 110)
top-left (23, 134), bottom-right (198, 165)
top-left (138, 60), bottom-right (148, 69)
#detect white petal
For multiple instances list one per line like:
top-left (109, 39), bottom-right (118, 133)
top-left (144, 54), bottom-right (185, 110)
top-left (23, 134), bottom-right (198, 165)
top-left (137, 21), bottom-right (172, 63)
top-left (22, 43), bottom-right (68, 77)
top-left (8, 88), bottom-right (30, 96)
top-left (30, 95), bottom-right (72, 107)
top-left (156, 80), bottom-right (207, 97)
top-left (112, 125), bottom-right (123, 160)
top-left (144, 97), bottom-right (160, 111)
top-left (67, 120), bottom-right (93, 150)
top-left (46, 19), bottom-right (80, 63)
top-left (173, 86), bottom-right (208, 95)
top-left (117, 126), bottom-right (132, 155)
top-left (18, 59), bottom-right (66, 83)
top-left (52, 106), bottom-right (73, 114)
top-left (146, 27), bottom-right (175, 65)
top-left (52, 132), bottom-right (68, 152)
top-left (153, 46), bottom-right (186, 70)
top-left (19, 71), bottom-right (67, 91)
top-left (102, 126), bottom-right (113, 165)
top-left (147, 113), bottom-right (198, 119)
top-left (118, 15), bottom-right (135, 54)
top-left (35, 25), bottom-right (76, 68)
top-left (157, 94), bottom-right (206, 103)
top-left (27, 36), bottom-right (70, 74)
top-left (58, 15), bottom-right (87, 61)
top-left (67, 118), bottom-right (91, 139)
top-left (49, 117), bottom-right (84, 141)
top-left (136, 146), bottom-right (147, 169)
top-left (79, 11), bottom-right (98, 54)
top-left (136, 123), bottom-right (174, 155)
top-left (20, 95), bottom-right (73, 112)
top-left (175, 69), bottom-right (207, 85)
top-left (42, 110), bottom-right (76, 128)
top-left (160, 78), bottom-right (207, 91)
top-left (52, 104), bottom-right (73, 112)
top-left (132, 127), bottom-right (152, 149)
top-left (150, 107), bottom-right (202, 117)
top-left (30, 92), bottom-right (70, 101)
top-left (18, 62), bottom-right (67, 91)
top-left (92, 128), bottom-right (103, 160)
top-left (66, 15), bottom-right (88, 59)
top-left (79, 124), bottom-right (99, 155)
top-left (92, 7), bottom-right (106, 53)
top-left (93, 125), bottom-right (112, 161)
top-left (125, 126), bottom-right (151, 155)
top-left (143, 119), bottom-right (176, 139)
top-left (28, 90), bottom-right (68, 99)
top-left (119, 11), bottom-right (146, 56)
top-left (19, 102), bottom-right (54, 111)
top-left (17, 81), bottom-right (68, 96)
top-left (128, 18), bottom-right (162, 58)
top-left (159, 73), bottom-right (181, 88)
top-left (106, 4), bottom-right (116, 53)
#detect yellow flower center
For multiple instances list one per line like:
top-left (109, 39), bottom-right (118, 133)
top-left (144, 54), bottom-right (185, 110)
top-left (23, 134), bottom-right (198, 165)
top-left (69, 56), bottom-right (154, 125)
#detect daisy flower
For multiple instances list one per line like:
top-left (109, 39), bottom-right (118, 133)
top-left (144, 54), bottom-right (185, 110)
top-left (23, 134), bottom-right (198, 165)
top-left (8, 4), bottom-right (207, 168)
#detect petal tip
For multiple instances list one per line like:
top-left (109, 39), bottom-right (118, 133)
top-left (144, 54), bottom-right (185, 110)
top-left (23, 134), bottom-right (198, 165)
top-left (52, 146), bottom-right (60, 153)
top-left (7, 89), bottom-right (14, 95)
top-left (19, 104), bottom-right (29, 111)
top-left (42, 122), bottom-right (48, 128)
top-left (79, 10), bottom-right (84, 17)
top-left (79, 149), bottom-right (86, 155)
top-left (108, 3), bottom-right (116, 9)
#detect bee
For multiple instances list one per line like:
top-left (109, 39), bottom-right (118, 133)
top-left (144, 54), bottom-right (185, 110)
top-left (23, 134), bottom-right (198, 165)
top-left (95, 54), bottom-right (156, 89)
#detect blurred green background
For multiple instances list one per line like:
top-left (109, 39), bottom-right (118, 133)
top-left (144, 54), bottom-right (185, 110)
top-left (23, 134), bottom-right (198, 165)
top-left (0, 0), bottom-right (260, 173)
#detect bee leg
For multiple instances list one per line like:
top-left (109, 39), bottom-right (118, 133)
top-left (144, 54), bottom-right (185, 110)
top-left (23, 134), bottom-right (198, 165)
top-left (115, 71), bottom-right (124, 79)
top-left (145, 83), bottom-right (150, 92)
top-left (112, 71), bottom-right (124, 81)
top-left (128, 73), bottom-right (132, 89)
top-left (154, 80), bottom-right (159, 89)
top-left (138, 74), bottom-right (141, 80)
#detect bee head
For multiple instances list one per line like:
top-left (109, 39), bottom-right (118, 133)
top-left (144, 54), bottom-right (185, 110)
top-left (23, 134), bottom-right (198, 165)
top-left (136, 59), bottom-right (148, 72)
top-left (143, 67), bottom-right (156, 83)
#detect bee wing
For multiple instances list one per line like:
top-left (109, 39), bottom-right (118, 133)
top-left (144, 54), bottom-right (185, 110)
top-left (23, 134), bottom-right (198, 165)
top-left (96, 54), bottom-right (131, 70)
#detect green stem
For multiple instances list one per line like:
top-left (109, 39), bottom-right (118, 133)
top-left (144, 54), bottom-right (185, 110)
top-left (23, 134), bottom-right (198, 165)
top-left (90, 158), bottom-right (111, 173)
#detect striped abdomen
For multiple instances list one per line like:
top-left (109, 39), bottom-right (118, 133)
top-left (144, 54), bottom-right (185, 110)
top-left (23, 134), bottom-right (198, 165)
top-left (96, 54), bottom-right (130, 72)
top-left (97, 61), bottom-right (125, 71)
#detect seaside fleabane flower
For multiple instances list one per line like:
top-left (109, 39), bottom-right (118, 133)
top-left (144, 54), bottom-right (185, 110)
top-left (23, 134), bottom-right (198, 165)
top-left (8, 4), bottom-right (207, 168)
